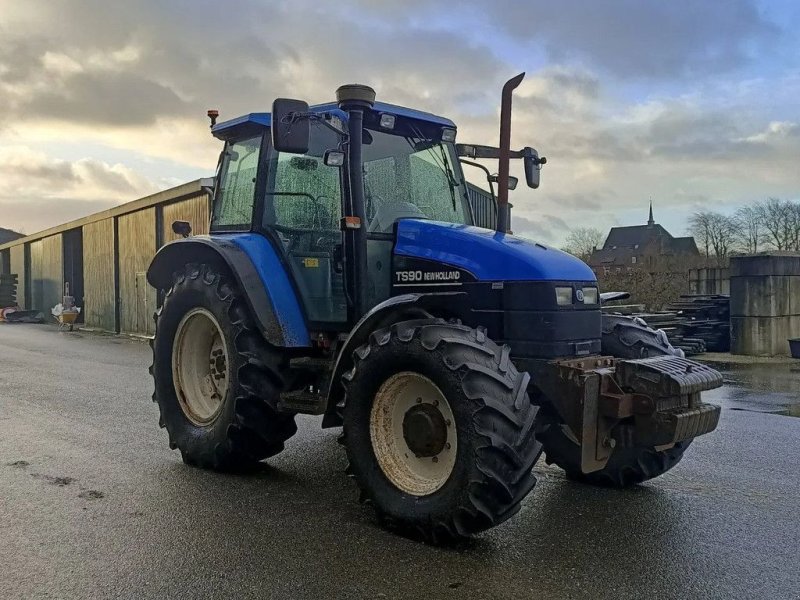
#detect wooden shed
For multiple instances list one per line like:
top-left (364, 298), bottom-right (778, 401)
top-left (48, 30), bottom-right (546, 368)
top-left (0, 179), bottom-right (212, 335)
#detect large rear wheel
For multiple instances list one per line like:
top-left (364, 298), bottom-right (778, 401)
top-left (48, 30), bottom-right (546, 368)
top-left (151, 263), bottom-right (297, 471)
top-left (341, 319), bottom-right (542, 543)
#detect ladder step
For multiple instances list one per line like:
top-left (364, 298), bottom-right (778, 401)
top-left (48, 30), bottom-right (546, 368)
top-left (278, 389), bottom-right (328, 415)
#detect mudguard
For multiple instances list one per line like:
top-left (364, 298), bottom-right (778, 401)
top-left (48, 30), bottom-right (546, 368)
top-left (147, 234), bottom-right (311, 348)
top-left (321, 292), bottom-right (469, 428)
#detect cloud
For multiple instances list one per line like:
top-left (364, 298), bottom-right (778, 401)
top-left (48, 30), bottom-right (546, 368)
top-left (0, 146), bottom-right (159, 231)
top-left (0, 197), bottom-right (121, 235)
top-left (0, 0), bottom-right (797, 245)
top-left (511, 213), bottom-right (570, 244)
top-left (25, 72), bottom-right (187, 126)
top-left (486, 0), bottom-right (776, 79)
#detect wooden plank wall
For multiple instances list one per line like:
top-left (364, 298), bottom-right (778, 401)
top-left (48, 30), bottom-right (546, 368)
top-left (40, 234), bottom-right (64, 312)
top-left (9, 245), bottom-right (25, 308)
top-left (118, 208), bottom-right (157, 335)
top-left (83, 219), bottom-right (116, 331)
top-left (162, 194), bottom-right (211, 244)
top-left (28, 239), bottom-right (43, 310)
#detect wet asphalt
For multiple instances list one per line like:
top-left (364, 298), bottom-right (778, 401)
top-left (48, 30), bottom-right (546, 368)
top-left (0, 324), bottom-right (798, 600)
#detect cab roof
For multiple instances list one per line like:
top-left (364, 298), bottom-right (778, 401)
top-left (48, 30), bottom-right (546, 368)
top-left (211, 101), bottom-right (455, 141)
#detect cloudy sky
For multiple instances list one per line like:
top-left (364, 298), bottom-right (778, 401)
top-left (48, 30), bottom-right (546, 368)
top-left (1, 0), bottom-right (798, 245)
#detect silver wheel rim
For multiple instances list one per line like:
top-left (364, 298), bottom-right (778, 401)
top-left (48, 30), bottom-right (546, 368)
top-left (172, 308), bottom-right (229, 426)
top-left (369, 372), bottom-right (457, 496)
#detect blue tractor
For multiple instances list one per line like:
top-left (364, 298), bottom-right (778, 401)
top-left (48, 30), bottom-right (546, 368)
top-left (147, 75), bottom-right (722, 542)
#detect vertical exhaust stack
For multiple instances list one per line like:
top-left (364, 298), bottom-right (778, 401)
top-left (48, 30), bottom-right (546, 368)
top-left (497, 73), bottom-right (525, 233)
top-left (336, 84), bottom-right (376, 320)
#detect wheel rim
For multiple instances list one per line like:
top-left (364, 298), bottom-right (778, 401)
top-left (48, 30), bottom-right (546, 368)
top-left (369, 372), bottom-right (457, 496)
top-left (172, 308), bottom-right (229, 426)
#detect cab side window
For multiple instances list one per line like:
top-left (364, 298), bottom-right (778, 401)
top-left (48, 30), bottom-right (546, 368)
top-left (268, 153), bottom-right (341, 232)
top-left (211, 135), bottom-right (262, 230)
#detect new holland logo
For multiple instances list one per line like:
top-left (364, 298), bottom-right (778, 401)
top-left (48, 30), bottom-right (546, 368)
top-left (394, 270), bottom-right (462, 286)
top-left (575, 289), bottom-right (584, 302)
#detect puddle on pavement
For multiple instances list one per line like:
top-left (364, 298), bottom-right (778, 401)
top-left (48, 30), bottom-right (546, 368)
top-left (700, 360), bottom-right (800, 418)
top-left (779, 403), bottom-right (800, 418)
top-left (729, 404), bottom-right (800, 418)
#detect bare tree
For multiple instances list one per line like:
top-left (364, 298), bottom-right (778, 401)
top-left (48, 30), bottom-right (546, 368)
top-left (733, 205), bottom-right (762, 254)
top-left (789, 202), bottom-right (800, 251)
top-left (597, 255), bottom-right (691, 311)
top-left (755, 197), bottom-right (795, 251)
top-left (688, 211), bottom-right (736, 266)
top-left (564, 227), bottom-right (605, 261)
top-left (688, 212), bottom-right (712, 259)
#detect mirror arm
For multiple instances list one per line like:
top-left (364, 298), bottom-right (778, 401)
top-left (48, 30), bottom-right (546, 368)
top-left (459, 159), bottom-right (496, 198)
top-left (456, 143), bottom-right (527, 160)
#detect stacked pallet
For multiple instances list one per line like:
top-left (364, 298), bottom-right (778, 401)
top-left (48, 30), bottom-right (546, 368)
top-left (0, 273), bottom-right (18, 308)
top-left (666, 295), bottom-right (730, 353)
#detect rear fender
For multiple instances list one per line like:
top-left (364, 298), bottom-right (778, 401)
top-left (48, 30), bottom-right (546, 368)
top-left (321, 292), bottom-right (469, 428)
top-left (147, 234), bottom-right (311, 348)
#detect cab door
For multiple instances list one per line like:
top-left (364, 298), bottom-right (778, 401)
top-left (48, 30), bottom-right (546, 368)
top-left (263, 121), bottom-right (347, 326)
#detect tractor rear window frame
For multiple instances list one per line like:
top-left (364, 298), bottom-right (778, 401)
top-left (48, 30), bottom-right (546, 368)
top-left (210, 133), bottom-right (265, 232)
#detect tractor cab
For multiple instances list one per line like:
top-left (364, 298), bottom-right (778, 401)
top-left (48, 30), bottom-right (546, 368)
top-left (208, 100), bottom-right (478, 328)
top-left (206, 91), bottom-right (558, 343)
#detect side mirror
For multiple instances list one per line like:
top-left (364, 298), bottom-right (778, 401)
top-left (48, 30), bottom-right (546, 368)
top-left (488, 173), bottom-right (518, 190)
top-left (323, 149), bottom-right (345, 167)
top-left (272, 98), bottom-right (310, 154)
top-left (523, 147), bottom-right (546, 189)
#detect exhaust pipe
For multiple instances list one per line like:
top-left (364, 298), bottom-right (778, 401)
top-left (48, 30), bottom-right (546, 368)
top-left (497, 72), bottom-right (524, 233)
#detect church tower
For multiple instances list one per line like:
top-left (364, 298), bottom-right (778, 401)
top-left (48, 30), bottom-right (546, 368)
top-left (647, 200), bottom-right (654, 226)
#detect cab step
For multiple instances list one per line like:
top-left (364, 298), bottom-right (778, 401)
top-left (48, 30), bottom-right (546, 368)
top-left (278, 387), bottom-right (327, 415)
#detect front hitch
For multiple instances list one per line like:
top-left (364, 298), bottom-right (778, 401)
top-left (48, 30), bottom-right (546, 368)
top-left (542, 355), bottom-right (723, 473)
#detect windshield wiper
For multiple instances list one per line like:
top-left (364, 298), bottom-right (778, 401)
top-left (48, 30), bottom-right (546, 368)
top-left (406, 125), bottom-right (459, 211)
top-left (437, 144), bottom-right (458, 211)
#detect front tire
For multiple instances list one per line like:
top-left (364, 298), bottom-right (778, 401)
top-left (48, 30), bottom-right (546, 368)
top-left (538, 420), bottom-right (691, 487)
top-left (150, 263), bottom-right (297, 471)
top-left (602, 314), bottom-right (684, 359)
top-left (341, 319), bottom-right (542, 543)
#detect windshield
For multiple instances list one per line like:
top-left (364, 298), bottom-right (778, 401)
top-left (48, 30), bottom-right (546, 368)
top-left (362, 128), bottom-right (471, 233)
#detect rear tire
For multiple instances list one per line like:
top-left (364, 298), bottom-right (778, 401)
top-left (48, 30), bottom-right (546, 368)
top-left (150, 263), bottom-right (297, 471)
top-left (341, 319), bottom-right (542, 543)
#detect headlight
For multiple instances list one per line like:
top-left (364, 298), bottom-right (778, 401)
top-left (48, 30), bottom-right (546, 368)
top-left (581, 287), bottom-right (598, 304)
top-left (555, 286), bottom-right (573, 306)
top-left (441, 127), bottom-right (457, 143)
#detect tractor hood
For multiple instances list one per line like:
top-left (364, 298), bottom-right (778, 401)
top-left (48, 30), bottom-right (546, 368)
top-left (393, 219), bottom-right (596, 282)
